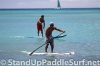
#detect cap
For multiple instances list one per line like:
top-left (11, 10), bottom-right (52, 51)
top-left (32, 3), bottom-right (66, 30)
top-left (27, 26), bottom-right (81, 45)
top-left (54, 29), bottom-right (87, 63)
top-left (50, 22), bottom-right (54, 26)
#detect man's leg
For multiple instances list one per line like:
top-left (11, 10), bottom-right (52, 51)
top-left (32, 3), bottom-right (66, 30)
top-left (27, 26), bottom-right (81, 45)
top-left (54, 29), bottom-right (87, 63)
top-left (50, 39), bottom-right (54, 53)
top-left (41, 30), bottom-right (43, 37)
top-left (45, 44), bottom-right (49, 52)
top-left (37, 30), bottom-right (39, 36)
top-left (50, 43), bottom-right (54, 53)
top-left (37, 24), bottom-right (40, 36)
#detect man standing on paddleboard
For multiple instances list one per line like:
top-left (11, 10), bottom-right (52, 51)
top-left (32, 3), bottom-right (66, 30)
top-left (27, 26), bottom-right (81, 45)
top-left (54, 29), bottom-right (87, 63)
top-left (37, 15), bottom-right (45, 37)
top-left (45, 22), bottom-right (65, 53)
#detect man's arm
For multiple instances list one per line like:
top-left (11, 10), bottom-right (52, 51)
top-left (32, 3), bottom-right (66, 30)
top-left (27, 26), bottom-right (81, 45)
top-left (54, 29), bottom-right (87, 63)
top-left (43, 20), bottom-right (45, 29)
top-left (54, 27), bottom-right (65, 32)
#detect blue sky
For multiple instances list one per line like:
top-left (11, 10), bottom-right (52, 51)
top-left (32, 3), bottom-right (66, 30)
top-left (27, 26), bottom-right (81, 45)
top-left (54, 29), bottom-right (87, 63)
top-left (0, 0), bottom-right (100, 8)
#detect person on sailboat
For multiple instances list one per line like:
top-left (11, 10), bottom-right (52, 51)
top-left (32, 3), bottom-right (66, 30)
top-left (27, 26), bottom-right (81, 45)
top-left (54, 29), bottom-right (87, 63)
top-left (37, 15), bottom-right (45, 37)
top-left (45, 22), bottom-right (65, 53)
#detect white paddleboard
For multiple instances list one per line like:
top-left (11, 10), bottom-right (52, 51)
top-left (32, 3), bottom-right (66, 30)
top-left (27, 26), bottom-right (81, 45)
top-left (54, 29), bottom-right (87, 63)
top-left (32, 52), bottom-right (75, 55)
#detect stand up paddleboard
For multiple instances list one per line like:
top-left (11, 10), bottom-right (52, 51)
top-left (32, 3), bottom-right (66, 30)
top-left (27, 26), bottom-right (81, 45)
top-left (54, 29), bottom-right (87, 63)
top-left (32, 52), bottom-right (75, 56)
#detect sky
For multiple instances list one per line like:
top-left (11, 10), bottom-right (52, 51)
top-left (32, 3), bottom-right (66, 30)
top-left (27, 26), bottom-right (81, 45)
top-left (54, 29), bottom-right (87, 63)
top-left (0, 0), bottom-right (100, 8)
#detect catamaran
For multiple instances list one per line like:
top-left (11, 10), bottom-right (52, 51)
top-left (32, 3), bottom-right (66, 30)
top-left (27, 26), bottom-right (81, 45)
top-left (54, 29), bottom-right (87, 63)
top-left (57, 0), bottom-right (61, 9)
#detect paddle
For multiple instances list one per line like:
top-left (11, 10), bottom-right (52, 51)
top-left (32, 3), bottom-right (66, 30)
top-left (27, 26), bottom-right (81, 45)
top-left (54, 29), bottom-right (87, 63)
top-left (53, 34), bottom-right (67, 39)
top-left (29, 31), bottom-right (65, 56)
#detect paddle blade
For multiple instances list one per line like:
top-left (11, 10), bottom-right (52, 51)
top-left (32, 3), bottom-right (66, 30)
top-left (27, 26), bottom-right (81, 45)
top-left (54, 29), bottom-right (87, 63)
top-left (29, 51), bottom-right (34, 56)
top-left (29, 53), bottom-right (32, 56)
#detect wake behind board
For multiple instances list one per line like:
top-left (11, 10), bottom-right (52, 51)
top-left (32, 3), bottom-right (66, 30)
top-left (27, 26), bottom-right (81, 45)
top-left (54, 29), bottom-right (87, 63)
top-left (32, 52), bottom-right (75, 56)
top-left (26, 36), bottom-right (45, 38)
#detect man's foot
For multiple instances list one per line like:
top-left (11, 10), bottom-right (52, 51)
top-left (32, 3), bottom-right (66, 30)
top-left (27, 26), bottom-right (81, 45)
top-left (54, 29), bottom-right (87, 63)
top-left (45, 52), bottom-right (48, 54)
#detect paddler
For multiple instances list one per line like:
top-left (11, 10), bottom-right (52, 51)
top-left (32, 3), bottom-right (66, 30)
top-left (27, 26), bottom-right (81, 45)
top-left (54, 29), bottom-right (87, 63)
top-left (45, 22), bottom-right (65, 53)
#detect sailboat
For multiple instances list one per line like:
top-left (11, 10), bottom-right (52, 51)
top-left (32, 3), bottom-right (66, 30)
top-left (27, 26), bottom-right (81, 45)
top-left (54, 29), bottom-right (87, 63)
top-left (57, 0), bottom-right (61, 9)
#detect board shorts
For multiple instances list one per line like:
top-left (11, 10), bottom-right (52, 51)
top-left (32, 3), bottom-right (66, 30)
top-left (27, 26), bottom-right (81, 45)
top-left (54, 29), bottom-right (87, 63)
top-left (45, 35), bottom-right (54, 46)
top-left (37, 24), bottom-right (42, 31)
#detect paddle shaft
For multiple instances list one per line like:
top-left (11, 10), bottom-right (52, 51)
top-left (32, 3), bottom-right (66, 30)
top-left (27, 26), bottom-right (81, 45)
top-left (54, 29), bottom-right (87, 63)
top-left (29, 32), bottom-right (65, 56)
top-left (29, 43), bottom-right (46, 56)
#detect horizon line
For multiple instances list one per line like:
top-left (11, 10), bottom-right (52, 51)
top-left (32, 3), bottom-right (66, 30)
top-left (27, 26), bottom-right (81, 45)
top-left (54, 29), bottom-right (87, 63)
top-left (0, 7), bottom-right (100, 9)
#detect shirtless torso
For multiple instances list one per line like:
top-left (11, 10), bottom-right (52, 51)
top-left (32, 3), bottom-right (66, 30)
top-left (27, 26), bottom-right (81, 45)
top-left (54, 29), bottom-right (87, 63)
top-left (45, 26), bottom-right (64, 40)
top-left (37, 18), bottom-right (44, 25)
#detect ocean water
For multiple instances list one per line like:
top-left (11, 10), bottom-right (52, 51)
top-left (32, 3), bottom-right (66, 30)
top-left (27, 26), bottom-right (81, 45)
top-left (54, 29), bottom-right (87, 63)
top-left (0, 8), bottom-right (100, 66)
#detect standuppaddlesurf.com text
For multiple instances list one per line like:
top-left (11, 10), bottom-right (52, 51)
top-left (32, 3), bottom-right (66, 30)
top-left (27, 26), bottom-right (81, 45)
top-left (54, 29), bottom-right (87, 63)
top-left (0, 59), bottom-right (100, 66)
